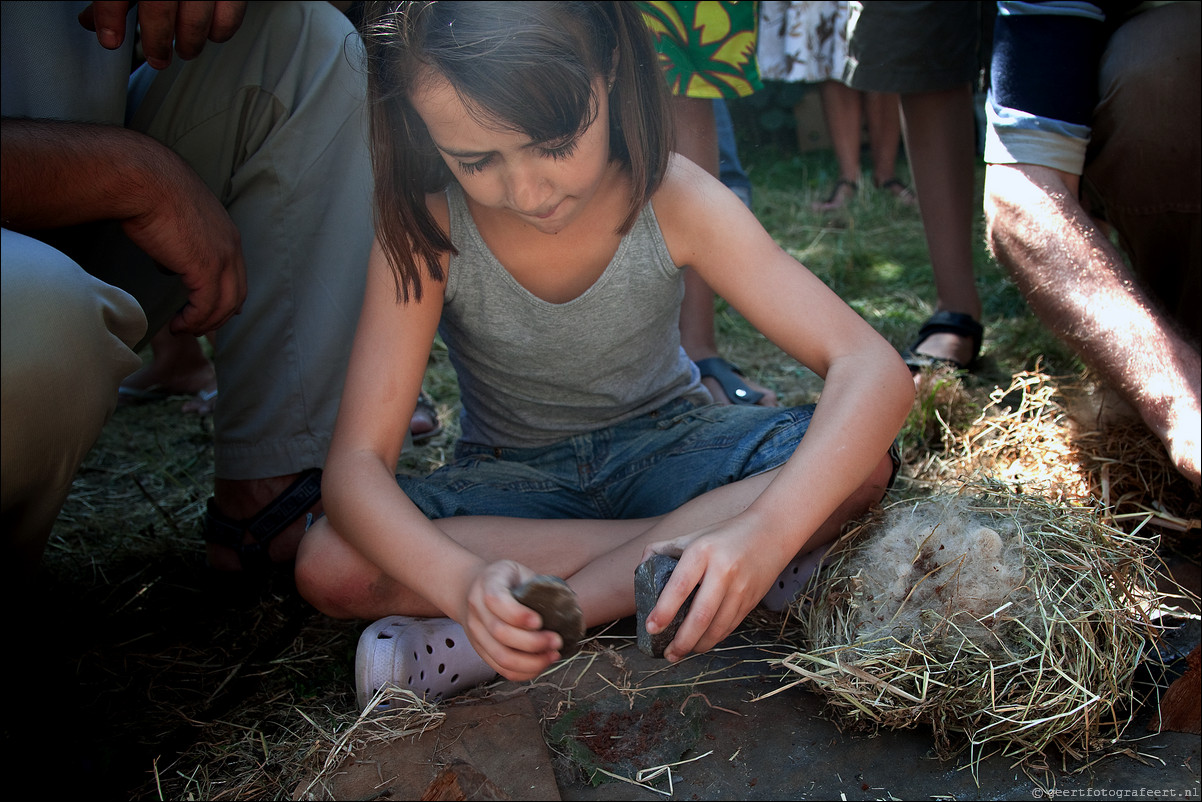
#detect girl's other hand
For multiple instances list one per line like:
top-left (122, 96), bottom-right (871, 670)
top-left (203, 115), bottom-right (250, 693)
top-left (643, 522), bottom-right (782, 662)
top-left (463, 559), bottom-right (563, 681)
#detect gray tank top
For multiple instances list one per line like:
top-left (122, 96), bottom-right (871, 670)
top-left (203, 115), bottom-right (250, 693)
top-left (439, 183), bottom-right (709, 447)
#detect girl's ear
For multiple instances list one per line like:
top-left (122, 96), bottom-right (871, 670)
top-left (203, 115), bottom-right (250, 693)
top-left (608, 46), bottom-right (620, 91)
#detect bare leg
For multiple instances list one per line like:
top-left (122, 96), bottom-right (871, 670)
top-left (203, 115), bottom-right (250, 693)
top-left (295, 451), bottom-right (896, 622)
top-left (120, 327), bottom-right (217, 412)
top-left (986, 164), bottom-right (1201, 485)
top-left (673, 95), bottom-right (777, 406)
top-left (812, 81), bottom-right (862, 211)
top-left (674, 95), bottom-right (723, 380)
top-left (899, 84), bottom-right (982, 366)
top-left (864, 91), bottom-right (914, 204)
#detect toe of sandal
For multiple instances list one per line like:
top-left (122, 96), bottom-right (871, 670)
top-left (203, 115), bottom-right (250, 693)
top-left (355, 616), bottom-right (498, 709)
top-left (761, 550), bottom-right (828, 612)
top-left (695, 357), bottom-right (765, 406)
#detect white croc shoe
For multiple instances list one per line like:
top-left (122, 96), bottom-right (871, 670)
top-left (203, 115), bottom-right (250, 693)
top-left (355, 616), bottom-right (497, 710)
top-left (761, 549), bottom-right (827, 612)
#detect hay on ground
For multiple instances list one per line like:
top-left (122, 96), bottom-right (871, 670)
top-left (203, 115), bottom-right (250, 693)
top-left (776, 481), bottom-right (1181, 779)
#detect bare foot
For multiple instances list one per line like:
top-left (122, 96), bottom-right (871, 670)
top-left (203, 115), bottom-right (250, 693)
top-left (181, 388), bottom-right (218, 416)
top-left (120, 329), bottom-right (217, 415)
top-left (811, 179), bottom-right (857, 213)
top-left (120, 360), bottom-right (216, 401)
top-left (877, 177), bottom-right (918, 207)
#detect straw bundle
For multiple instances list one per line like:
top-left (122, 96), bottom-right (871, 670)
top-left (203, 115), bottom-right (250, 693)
top-left (778, 481), bottom-right (1167, 776)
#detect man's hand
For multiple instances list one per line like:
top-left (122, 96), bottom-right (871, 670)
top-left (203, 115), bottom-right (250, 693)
top-left (78, 1), bottom-right (247, 69)
top-left (120, 145), bottom-right (246, 334)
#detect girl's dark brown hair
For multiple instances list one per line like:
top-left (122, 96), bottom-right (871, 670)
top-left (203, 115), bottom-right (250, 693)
top-left (360, 1), bottom-right (673, 302)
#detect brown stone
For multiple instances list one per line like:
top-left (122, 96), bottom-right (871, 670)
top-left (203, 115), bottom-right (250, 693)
top-left (511, 575), bottom-right (585, 656)
top-left (1149, 644), bottom-right (1201, 735)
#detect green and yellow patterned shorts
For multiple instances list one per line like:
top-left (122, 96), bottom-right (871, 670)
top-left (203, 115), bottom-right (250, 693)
top-left (638, 1), bottom-right (763, 99)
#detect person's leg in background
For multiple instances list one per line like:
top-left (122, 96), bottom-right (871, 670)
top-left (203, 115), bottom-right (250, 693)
top-left (812, 80), bottom-right (863, 211)
top-left (643, 0), bottom-right (779, 407)
top-left (863, 89), bottom-right (914, 204)
top-left (899, 82), bottom-right (981, 368)
top-left (715, 97), bottom-right (752, 209)
top-left (844, 1), bottom-right (984, 372)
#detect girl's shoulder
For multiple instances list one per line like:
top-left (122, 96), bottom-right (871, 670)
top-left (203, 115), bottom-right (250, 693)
top-left (650, 154), bottom-right (743, 246)
top-left (654, 153), bottom-right (712, 205)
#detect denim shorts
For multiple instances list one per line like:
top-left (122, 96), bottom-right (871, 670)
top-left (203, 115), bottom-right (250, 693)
top-left (397, 398), bottom-right (831, 521)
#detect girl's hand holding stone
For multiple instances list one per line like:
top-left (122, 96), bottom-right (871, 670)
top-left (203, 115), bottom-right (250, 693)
top-left (644, 520), bottom-right (786, 662)
top-left (464, 559), bottom-right (563, 681)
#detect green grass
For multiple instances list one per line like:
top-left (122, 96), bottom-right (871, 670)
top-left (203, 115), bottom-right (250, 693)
top-left (731, 141), bottom-right (1080, 389)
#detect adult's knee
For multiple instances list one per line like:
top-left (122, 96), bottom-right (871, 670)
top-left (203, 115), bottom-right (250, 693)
top-left (1088, 3), bottom-right (1200, 210)
top-left (1, 229), bottom-right (146, 558)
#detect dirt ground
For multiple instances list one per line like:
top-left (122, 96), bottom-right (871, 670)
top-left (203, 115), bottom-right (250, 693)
top-left (300, 611), bottom-right (1201, 801)
top-left (4, 375), bottom-right (1199, 801)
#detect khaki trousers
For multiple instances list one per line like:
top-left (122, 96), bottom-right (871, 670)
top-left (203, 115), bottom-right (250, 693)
top-left (2, 2), bottom-right (374, 555)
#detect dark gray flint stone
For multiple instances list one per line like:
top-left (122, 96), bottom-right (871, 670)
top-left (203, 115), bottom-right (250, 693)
top-left (635, 554), bottom-right (695, 658)
top-left (511, 574), bottom-right (585, 657)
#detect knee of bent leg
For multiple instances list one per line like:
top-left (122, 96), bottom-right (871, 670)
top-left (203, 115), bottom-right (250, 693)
top-left (1, 229), bottom-right (146, 400)
top-left (294, 516), bottom-right (367, 618)
top-left (295, 517), bottom-right (338, 612)
top-left (854, 450), bottom-right (899, 511)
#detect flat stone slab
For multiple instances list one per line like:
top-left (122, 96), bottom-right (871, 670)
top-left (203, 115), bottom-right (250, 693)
top-left (294, 693), bottom-right (561, 801)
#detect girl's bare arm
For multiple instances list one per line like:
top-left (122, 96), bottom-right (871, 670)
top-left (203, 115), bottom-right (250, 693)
top-left (648, 155), bottom-right (915, 653)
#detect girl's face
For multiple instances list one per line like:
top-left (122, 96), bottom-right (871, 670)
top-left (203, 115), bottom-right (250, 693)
top-left (410, 71), bottom-right (614, 235)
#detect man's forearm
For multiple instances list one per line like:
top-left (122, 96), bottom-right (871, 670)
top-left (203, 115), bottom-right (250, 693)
top-left (2, 116), bottom-right (248, 336)
top-left (985, 162), bottom-right (1201, 483)
top-left (1, 118), bottom-right (174, 231)
top-left (983, 163), bottom-right (1177, 389)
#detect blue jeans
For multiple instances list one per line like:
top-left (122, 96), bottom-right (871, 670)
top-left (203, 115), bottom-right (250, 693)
top-left (397, 398), bottom-right (820, 521)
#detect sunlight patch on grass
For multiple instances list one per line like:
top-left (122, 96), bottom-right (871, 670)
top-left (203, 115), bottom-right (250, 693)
top-left (867, 257), bottom-right (904, 282)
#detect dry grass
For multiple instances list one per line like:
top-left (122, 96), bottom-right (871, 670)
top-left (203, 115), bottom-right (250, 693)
top-left (775, 482), bottom-right (1179, 782)
top-left (23, 368), bottom-right (1191, 801)
top-left (762, 366), bottom-right (1199, 782)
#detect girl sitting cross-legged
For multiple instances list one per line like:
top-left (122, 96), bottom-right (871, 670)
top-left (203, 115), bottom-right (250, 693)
top-left (295, 0), bottom-right (914, 708)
